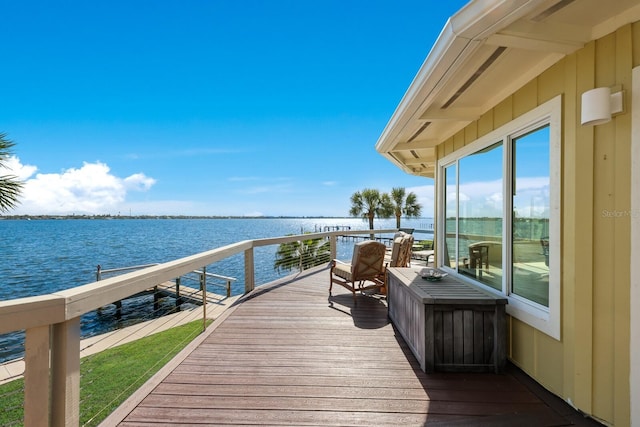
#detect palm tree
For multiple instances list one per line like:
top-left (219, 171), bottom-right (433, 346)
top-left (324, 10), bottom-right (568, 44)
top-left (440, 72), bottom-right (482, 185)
top-left (390, 187), bottom-right (422, 229)
top-left (274, 234), bottom-right (331, 273)
top-left (349, 188), bottom-right (393, 237)
top-left (0, 133), bottom-right (23, 213)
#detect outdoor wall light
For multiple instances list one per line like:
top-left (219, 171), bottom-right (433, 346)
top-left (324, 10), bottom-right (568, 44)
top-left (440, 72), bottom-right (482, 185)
top-left (581, 86), bottom-right (624, 126)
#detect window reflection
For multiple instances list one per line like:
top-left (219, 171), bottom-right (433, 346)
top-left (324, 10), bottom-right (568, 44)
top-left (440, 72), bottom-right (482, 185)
top-left (444, 165), bottom-right (457, 268)
top-left (512, 126), bottom-right (550, 306)
top-left (457, 143), bottom-right (503, 291)
top-left (440, 127), bottom-right (550, 307)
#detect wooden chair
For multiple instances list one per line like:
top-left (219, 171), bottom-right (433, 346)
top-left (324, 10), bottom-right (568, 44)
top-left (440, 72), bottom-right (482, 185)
top-left (387, 232), bottom-right (414, 267)
top-left (397, 233), bottom-right (414, 267)
top-left (386, 234), bottom-right (402, 267)
top-left (329, 240), bottom-right (387, 303)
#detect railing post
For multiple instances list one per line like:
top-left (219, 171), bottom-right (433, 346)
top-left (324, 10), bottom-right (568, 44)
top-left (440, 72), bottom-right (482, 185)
top-left (24, 325), bottom-right (51, 427)
top-left (299, 238), bottom-right (304, 271)
top-left (50, 317), bottom-right (81, 427)
top-left (244, 247), bottom-right (254, 293)
top-left (153, 285), bottom-right (159, 312)
top-left (200, 267), bottom-right (207, 332)
top-left (175, 277), bottom-right (182, 309)
top-left (115, 300), bottom-right (122, 320)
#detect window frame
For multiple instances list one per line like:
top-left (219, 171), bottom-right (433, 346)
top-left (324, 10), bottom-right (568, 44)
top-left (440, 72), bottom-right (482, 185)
top-left (436, 95), bottom-right (561, 340)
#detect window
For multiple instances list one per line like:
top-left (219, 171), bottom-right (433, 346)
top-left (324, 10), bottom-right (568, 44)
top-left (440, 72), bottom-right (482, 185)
top-left (512, 127), bottom-right (550, 307)
top-left (437, 95), bottom-right (561, 339)
top-left (458, 142), bottom-right (504, 291)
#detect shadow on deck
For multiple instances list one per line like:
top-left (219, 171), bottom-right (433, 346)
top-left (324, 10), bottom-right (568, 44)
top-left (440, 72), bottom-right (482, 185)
top-left (104, 266), bottom-right (602, 426)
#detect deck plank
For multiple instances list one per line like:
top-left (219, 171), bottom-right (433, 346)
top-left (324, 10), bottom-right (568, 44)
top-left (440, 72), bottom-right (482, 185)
top-left (111, 266), bottom-right (599, 426)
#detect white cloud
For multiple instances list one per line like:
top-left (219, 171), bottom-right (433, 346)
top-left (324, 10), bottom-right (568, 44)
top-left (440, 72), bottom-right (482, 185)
top-left (2, 156), bottom-right (37, 180)
top-left (405, 184), bottom-right (435, 218)
top-left (513, 177), bottom-right (550, 218)
top-left (454, 177), bottom-right (549, 217)
top-left (7, 158), bottom-right (156, 215)
top-left (124, 173), bottom-right (156, 191)
top-left (516, 177), bottom-right (549, 193)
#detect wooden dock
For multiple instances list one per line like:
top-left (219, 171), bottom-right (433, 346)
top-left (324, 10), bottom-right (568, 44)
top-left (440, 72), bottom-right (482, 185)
top-left (103, 266), bottom-right (602, 426)
top-left (97, 263), bottom-right (236, 319)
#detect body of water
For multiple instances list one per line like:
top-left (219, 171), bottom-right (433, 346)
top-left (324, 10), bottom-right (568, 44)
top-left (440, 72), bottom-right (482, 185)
top-left (1, 217), bottom-right (433, 362)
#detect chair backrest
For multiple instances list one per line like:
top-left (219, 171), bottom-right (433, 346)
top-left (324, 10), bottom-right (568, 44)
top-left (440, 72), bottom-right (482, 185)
top-left (389, 231), bottom-right (414, 268)
top-left (397, 234), bottom-right (414, 267)
top-left (350, 240), bottom-right (386, 280)
top-left (389, 233), bottom-right (404, 267)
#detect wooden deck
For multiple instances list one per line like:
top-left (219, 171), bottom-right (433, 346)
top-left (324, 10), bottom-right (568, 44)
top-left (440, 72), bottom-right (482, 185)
top-left (104, 266), bottom-right (602, 426)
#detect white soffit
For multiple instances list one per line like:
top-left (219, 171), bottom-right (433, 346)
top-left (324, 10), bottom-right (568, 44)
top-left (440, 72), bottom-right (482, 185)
top-left (376, 0), bottom-right (640, 178)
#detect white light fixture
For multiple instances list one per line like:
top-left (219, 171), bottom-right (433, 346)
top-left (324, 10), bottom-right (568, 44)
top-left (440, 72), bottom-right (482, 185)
top-left (581, 86), bottom-right (624, 126)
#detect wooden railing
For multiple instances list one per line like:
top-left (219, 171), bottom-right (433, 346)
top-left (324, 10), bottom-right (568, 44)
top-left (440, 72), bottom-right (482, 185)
top-left (0, 228), bottom-right (398, 427)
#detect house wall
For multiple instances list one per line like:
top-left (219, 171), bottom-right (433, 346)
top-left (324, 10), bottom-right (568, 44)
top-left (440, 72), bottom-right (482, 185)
top-left (630, 64), bottom-right (640, 427)
top-left (435, 24), bottom-right (636, 426)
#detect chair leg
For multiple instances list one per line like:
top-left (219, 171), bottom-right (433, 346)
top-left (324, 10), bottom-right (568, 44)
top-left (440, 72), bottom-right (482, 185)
top-left (329, 262), bottom-right (335, 296)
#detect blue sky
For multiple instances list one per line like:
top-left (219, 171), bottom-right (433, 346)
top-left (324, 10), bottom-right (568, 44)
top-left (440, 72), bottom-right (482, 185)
top-left (1, 0), bottom-right (469, 217)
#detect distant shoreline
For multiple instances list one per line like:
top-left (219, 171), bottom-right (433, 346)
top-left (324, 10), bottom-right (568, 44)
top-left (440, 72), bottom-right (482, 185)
top-left (0, 214), bottom-right (361, 221)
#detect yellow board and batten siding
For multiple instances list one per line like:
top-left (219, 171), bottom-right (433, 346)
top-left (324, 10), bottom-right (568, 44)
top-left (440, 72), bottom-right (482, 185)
top-left (434, 24), bottom-right (635, 427)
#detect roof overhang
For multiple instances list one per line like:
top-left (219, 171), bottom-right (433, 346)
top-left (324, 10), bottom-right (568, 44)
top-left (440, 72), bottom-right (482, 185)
top-left (376, 0), bottom-right (640, 178)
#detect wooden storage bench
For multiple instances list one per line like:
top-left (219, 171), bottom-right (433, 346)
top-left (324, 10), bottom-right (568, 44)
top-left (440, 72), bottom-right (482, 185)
top-left (387, 267), bottom-right (507, 373)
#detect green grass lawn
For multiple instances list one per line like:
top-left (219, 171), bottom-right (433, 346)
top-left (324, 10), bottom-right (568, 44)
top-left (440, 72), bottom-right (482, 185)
top-left (0, 319), bottom-right (211, 427)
